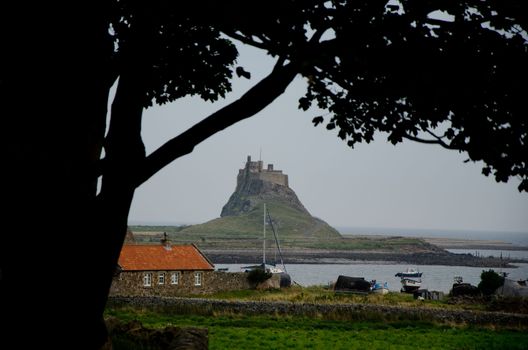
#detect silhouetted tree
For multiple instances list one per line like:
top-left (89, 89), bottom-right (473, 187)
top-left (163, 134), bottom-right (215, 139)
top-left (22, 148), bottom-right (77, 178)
top-left (478, 269), bottom-right (505, 295)
top-left (1, 1), bottom-right (526, 348)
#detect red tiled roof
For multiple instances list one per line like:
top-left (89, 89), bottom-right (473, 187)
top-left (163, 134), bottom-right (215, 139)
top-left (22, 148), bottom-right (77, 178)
top-left (118, 244), bottom-right (214, 271)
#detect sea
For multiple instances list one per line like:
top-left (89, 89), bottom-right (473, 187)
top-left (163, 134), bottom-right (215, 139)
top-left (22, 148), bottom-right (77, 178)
top-left (336, 226), bottom-right (528, 247)
top-left (216, 228), bottom-right (528, 293)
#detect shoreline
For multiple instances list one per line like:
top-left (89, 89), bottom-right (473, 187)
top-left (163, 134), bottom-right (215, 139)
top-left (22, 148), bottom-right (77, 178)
top-left (422, 237), bottom-right (528, 250)
top-left (130, 230), bottom-right (527, 267)
top-left (203, 249), bottom-right (525, 268)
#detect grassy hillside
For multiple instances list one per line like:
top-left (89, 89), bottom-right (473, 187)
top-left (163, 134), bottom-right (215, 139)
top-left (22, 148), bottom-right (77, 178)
top-left (168, 200), bottom-right (342, 251)
top-left (127, 200), bottom-right (442, 252)
top-left (129, 200), bottom-right (342, 249)
top-left (180, 201), bottom-right (340, 239)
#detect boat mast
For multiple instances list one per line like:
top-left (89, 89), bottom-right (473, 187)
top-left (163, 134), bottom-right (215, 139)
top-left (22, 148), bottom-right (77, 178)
top-left (263, 203), bottom-right (266, 265)
top-left (266, 208), bottom-right (287, 273)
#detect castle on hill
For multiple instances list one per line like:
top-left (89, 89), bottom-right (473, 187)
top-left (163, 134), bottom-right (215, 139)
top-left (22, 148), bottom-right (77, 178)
top-left (214, 155), bottom-right (341, 239)
top-left (237, 155), bottom-right (289, 188)
top-left (221, 155), bottom-right (308, 217)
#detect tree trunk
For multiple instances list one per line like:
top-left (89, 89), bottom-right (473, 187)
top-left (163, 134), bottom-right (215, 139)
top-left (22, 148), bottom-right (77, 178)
top-left (1, 3), bottom-right (115, 348)
top-left (94, 68), bottom-right (148, 330)
top-left (1, 4), bottom-right (300, 349)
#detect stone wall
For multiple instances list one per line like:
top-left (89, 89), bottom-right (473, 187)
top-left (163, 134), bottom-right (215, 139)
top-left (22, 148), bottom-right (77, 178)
top-left (110, 271), bottom-right (253, 297)
top-left (107, 296), bottom-right (528, 328)
top-left (202, 271), bottom-right (254, 293)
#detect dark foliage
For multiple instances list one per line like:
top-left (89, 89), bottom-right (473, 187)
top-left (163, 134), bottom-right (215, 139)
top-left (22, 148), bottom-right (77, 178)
top-left (296, 0), bottom-right (528, 191)
top-left (478, 269), bottom-right (505, 295)
top-left (247, 268), bottom-right (273, 285)
top-left (108, 0), bottom-right (528, 191)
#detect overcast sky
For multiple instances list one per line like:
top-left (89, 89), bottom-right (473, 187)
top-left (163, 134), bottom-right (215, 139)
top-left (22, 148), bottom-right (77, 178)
top-left (126, 43), bottom-right (528, 235)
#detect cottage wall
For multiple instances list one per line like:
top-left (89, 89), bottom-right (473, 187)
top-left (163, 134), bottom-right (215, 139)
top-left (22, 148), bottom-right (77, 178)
top-left (110, 271), bottom-right (253, 297)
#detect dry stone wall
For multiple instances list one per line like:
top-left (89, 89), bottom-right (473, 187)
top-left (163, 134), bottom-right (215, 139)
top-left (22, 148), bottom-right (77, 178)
top-left (107, 296), bottom-right (528, 328)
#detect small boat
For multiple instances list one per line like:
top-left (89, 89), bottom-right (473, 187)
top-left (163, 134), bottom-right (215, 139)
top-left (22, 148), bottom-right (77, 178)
top-left (371, 281), bottom-right (389, 294)
top-left (450, 277), bottom-right (479, 296)
top-left (334, 275), bottom-right (372, 294)
top-left (400, 278), bottom-right (421, 293)
top-left (395, 268), bottom-right (422, 278)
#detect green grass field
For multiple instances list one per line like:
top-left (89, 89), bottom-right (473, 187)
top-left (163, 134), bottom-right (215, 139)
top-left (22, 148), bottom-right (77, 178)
top-left (175, 285), bottom-right (476, 311)
top-left (106, 308), bottom-right (528, 350)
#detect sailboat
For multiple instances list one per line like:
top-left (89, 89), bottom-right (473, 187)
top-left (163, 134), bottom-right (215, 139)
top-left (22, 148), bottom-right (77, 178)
top-left (242, 203), bottom-right (292, 287)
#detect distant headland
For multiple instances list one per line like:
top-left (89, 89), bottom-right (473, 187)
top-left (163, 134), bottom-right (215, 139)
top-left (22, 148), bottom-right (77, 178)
top-left (128, 156), bottom-right (527, 268)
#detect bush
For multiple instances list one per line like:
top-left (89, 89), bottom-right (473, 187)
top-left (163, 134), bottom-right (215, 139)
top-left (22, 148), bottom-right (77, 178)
top-left (247, 268), bottom-right (272, 284)
top-left (478, 270), bottom-right (505, 296)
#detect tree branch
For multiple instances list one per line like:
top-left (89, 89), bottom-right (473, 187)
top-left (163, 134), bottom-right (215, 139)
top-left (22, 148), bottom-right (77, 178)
top-left (222, 31), bottom-right (271, 51)
top-left (425, 129), bottom-right (457, 149)
top-left (136, 59), bottom-right (298, 187)
top-left (402, 132), bottom-right (457, 150)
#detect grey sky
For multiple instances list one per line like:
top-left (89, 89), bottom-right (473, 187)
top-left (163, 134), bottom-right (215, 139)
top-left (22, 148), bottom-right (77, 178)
top-left (127, 43), bottom-right (528, 234)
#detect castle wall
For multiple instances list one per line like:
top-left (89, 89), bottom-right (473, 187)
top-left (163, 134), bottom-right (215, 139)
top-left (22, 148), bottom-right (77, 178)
top-left (237, 156), bottom-right (289, 188)
top-left (257, 172), bottom-right (288, 187)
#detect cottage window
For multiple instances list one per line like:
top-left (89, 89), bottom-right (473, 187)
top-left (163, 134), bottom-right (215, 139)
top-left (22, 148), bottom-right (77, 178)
top-left (194, 272), bottom-right (202, 286)
top-left (158, 273), bottom-right (165, 285)
top-left (170, 272), bottom-right (179, 285)
top-left (143, 273), bottom-right (152, 287)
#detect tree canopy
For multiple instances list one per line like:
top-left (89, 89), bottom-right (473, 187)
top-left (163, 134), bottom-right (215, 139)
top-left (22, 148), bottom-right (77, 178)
top-left (111, 0), bottom-right (528, 191)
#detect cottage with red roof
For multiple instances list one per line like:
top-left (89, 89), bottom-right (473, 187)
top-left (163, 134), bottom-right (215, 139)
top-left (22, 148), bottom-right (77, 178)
top-left (110, 237), bottom-right (217, 296)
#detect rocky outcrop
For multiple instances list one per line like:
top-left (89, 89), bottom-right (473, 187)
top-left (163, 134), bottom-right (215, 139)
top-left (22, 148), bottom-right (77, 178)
top-left (213, 156), bottom-right (341, 240)
top-left (221, 178), bottom-right (309, 217)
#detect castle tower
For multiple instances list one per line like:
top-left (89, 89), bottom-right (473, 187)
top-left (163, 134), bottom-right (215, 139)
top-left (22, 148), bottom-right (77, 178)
top-left (237, 155), bottom-right (289, 188)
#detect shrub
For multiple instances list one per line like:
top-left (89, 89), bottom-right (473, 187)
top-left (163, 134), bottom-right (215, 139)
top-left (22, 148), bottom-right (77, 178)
top-left (247, 268), bottom-right (272, 285)
top-left (478, 269), bottom-right (505, 296)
